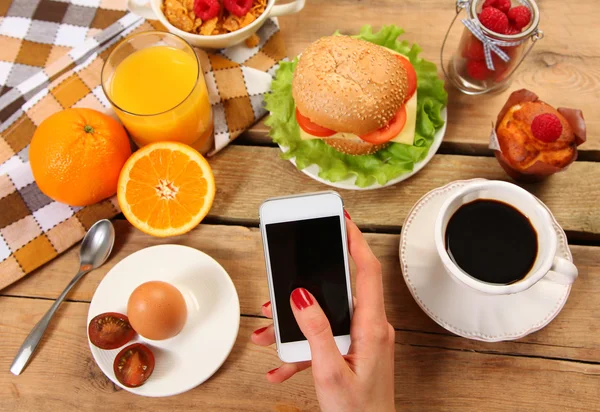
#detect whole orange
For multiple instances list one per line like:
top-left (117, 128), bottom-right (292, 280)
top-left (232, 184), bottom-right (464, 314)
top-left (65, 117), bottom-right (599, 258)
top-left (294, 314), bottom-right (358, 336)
top-left (29, 108), bottom-right (132, 206)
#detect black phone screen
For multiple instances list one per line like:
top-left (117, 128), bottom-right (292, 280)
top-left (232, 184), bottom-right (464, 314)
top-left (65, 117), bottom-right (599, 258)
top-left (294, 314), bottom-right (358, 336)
top-left (265, 216), bottom-right (351, 343)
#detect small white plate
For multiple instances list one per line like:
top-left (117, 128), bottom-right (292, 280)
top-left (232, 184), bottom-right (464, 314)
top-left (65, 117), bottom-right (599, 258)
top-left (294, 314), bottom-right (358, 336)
top-left (280, 107), bottom-right (447, 191)
top-left (399, 179), bottom-right (573, 342)
top-left (88, 245), bottom-right (240, 397)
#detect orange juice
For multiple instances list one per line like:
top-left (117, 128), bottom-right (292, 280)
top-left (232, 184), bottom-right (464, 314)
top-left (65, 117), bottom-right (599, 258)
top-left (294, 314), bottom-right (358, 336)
top-left (108, 44), bottom-right (213, 152)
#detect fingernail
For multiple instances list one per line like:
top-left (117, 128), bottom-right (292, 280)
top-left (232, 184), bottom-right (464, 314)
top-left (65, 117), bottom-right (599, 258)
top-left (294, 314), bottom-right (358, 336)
top-left (344, 209), bottom-right (352, 220)
top-left (253, 326), bottom-right (268, 335)
top-left (262, 301), bottom-right (271, 308)
top-left (291, 288), bottom-right (313, 311)
top-left (267, 368), bottom-right (279, 375)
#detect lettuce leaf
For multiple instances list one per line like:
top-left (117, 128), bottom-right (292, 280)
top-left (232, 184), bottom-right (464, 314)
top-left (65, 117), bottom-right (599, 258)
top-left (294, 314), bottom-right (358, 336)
top-left (265, 25), bottom-right (448, 187)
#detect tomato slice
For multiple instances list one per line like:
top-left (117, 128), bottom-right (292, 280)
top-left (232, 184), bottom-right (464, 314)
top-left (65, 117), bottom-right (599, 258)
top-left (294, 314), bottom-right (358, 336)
top-left (88, 312), bottom-right (136, 350)
top-left (295, 109), bottom-right (336, 137)
top-left (396, 55), bottom-right (417, 102)
top-left (113, 343), bottom-right (155, 388)
top-left (359, 105), bottom-right (407, 145)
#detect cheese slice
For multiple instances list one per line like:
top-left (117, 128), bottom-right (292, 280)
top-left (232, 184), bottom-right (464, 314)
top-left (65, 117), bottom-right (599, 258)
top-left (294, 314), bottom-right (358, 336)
top-left (298, 53), bottom-right (417, 146)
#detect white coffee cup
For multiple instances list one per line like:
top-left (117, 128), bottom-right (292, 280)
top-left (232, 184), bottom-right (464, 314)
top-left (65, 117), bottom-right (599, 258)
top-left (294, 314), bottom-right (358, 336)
top-left (434, 180), bottom-right (578, 295)
top-left (128, 0), bottom-right (305, 49)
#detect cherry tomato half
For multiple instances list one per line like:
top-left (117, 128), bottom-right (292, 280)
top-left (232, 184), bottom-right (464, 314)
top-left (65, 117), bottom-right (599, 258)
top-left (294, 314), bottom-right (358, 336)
top-left (113, 343), bottom-right (155, 388)
top-left (359, 105), bottom-right (407, 145)
top-left (296, 109), bottom-right (336, 137)
top-left (88, 312), bottom-right (136, 350)
top-left (396, 55), bottom-right (417, 102)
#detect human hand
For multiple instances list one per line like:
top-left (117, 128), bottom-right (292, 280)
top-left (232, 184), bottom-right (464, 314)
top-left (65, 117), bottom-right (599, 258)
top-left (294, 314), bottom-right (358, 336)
top-left (251, 216), bottom-right (396, 412)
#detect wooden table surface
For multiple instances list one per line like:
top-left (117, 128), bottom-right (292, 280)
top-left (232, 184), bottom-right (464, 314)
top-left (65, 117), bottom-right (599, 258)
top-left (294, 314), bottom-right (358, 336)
top-left (2, 1), bottom-right (599, 411)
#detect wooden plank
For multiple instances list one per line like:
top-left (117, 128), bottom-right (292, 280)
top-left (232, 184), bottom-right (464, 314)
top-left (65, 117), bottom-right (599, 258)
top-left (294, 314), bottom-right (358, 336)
top-left (4, 222), bottom-right (599, 362)
top-left (208, 146), bottom-right (600, 236)
top-left (241, 0), bottom-right (600, 157)
top-left (0, 297), bottom-right (598, 412)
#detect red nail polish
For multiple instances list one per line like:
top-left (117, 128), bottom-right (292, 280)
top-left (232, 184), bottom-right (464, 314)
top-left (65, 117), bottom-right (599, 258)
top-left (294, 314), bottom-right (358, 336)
top-left (291, 288), bottom-right (313, 310)
top-left (262, 301), bottom-right (271, 308)
top-left (344, 209), bottom-right (351, 220)
top-left (253, 326), bottom-right (268, 335)
top-left (267, 368), bottom-right (279, 375)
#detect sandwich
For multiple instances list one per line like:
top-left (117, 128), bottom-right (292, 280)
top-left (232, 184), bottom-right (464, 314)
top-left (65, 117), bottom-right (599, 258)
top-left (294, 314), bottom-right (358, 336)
top-left (265, 25), bottom-right (447, 188)
top-left (292, 35), bottom-right (418, 156)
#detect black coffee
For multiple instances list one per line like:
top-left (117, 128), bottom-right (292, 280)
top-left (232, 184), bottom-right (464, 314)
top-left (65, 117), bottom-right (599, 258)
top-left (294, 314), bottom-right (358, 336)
top-left (445, 199), bottom-right (538, 285)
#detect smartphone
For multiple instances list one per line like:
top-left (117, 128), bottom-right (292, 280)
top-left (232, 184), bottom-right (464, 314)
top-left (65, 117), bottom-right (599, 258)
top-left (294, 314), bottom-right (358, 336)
top-left (259, 191), bottom-right (353, 363)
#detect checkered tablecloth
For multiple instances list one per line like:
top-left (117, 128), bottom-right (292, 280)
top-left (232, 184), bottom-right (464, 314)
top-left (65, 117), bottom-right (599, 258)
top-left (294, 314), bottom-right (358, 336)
top-left (0, 0), bottom-right (287, 289)
top-left (0, 0), bottom-right (133, 120)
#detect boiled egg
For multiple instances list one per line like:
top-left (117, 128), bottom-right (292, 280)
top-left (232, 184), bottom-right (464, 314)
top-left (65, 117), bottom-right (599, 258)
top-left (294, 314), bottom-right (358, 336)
top-left (127, 281), bottom-right (187, 340)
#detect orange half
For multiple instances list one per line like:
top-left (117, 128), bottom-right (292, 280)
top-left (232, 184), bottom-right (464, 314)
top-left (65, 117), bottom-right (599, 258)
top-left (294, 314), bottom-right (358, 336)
top-left (117, 142), bottom-right (216, 237)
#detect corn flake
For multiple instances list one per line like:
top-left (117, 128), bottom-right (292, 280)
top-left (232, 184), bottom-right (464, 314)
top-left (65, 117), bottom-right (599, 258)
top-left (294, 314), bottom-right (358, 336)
top-left (245, 33), bottom-right (260, 48)
top-left (200, 16), bottom-right (218, 35)
top-left (222, 15), bottom-right (240, 32)
top-left (240, 12), bottom-right (256, 28)
top-left (193, 17), bottom-right (203, 33)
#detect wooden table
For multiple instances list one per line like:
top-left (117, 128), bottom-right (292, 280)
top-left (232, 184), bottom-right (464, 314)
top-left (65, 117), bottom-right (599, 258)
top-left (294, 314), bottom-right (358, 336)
top-left (2, 1), bottom-right (599, 410)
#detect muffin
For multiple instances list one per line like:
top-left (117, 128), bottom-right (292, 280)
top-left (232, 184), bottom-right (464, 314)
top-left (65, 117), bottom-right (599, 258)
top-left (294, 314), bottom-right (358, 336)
top-left (491, 89), bottom-right (586, 182)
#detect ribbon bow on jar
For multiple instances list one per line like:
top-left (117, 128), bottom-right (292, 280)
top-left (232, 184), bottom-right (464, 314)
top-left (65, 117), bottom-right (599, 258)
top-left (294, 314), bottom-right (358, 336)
top-left (460, 17), bottom-right (526, 70)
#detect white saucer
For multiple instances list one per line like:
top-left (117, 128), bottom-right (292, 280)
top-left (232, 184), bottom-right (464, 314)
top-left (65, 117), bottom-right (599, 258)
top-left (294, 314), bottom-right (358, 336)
top-left (399, 179), bottom-right (573, 342)
top-left (88, 245), bottom-right (240, 397)
top-left (280, 108), bottom-right (447, 191)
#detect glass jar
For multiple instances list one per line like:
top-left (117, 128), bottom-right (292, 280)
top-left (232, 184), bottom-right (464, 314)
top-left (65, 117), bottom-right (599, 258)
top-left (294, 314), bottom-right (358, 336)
top-left (441, 0), bottom-right (543, 95)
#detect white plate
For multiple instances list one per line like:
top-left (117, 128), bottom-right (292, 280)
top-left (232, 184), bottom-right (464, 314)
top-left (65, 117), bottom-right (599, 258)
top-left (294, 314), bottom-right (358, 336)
top-left (88, 245), bottom-right (240, 397)
top-left (399, 179), bottom-right (573, 342)
top-left (279, 107), bottom-right (447, 190)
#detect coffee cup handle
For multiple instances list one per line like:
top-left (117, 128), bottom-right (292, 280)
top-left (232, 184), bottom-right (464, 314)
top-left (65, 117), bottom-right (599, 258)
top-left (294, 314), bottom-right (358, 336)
top-left (268, 0), bottom-right (306, 17)
top-left (542, 256), bottom-right (578, 285)
top-left (127, 0), bottom-right (158, 20)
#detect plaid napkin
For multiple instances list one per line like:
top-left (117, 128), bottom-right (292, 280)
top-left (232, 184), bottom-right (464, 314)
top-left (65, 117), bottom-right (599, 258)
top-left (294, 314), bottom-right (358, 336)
top-left (0, 0), bottom-right (286, 289)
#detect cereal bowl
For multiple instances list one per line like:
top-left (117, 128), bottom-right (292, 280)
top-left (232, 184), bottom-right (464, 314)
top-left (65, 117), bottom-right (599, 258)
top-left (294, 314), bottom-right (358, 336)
top-left (128, 0), bottom-right (304, 49)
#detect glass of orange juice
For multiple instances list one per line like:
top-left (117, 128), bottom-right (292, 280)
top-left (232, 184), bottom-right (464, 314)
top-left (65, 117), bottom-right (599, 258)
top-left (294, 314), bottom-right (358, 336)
top-left (101, 31), bottom-right (213, 153)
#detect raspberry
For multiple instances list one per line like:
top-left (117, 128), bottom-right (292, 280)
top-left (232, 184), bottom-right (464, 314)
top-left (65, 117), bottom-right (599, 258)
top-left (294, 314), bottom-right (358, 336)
top-left (467, 60), bottom-right (491, 81)
top-left (479, 7), bottom-right (509, 34)
top-left (531, 113), bottom-right (563, 143)
top-left (194, 0), bottom-right (221, 20)
top-left (505, 23), bottom-right (520, 35)
top-left (224, 0), bottom-right (252, 17)
top-left (462, 38), bottom-right (485, 60)
top-left (491, 55), bottom-right (510, 81)
top-left (482, 0), bottom-right (511, 14)
top-left (508, 6), bottom-right (532, 30)
top-left (494, 65), bottom-right (510, 82)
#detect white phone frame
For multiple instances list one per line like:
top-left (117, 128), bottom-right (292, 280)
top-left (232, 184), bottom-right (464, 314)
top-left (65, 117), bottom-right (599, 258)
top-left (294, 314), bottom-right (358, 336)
top-left (259, 191), bottom-right (353, 363)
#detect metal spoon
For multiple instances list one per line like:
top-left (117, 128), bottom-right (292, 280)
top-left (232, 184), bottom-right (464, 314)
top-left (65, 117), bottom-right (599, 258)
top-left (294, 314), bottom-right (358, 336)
top-left (10, 219), bottom-right (115, 376)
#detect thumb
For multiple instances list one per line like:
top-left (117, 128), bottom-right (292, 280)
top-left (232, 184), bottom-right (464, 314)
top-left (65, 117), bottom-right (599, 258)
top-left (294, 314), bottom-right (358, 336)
top-left (290, 288), bottom-right (347, 371)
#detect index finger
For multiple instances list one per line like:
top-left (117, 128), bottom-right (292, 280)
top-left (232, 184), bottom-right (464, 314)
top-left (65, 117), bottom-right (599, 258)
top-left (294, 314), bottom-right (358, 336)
top-left (345, 218), bottom-right (385, 317)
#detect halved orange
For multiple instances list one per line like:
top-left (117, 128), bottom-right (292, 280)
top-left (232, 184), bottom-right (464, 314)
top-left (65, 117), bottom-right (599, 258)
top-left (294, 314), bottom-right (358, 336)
top-left (117, 142), bottom-right (216, 237)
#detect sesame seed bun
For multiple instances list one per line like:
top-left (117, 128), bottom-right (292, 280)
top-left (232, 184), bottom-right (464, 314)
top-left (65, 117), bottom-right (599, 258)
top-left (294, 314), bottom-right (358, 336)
top-left (323, 137), bottom-right (389, 156)
top-left (292, 35), bottom-right (408, 136)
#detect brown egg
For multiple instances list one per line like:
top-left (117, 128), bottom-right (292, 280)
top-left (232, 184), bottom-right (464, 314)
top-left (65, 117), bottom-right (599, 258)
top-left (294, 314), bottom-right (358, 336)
top-left (127, 281), bottom-right (187, 340)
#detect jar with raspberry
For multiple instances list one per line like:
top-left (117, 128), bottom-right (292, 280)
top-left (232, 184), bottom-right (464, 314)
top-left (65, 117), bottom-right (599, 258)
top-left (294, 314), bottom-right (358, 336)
top-left (441, 0), bottom-right (543, 95)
